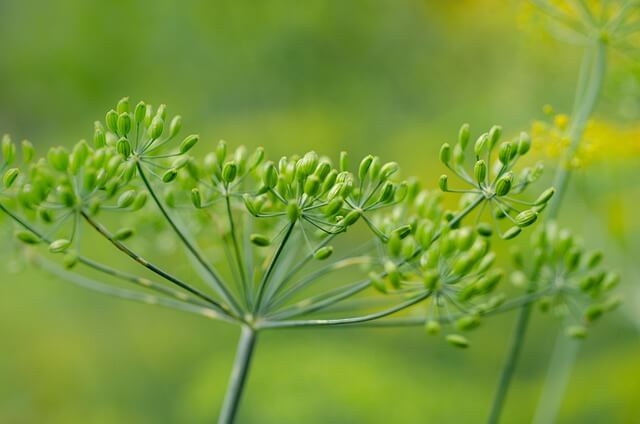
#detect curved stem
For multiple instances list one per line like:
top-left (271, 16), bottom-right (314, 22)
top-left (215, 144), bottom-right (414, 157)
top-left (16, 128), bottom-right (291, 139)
top-left (487, 38), bottom-right (606, 424)
top-left (224, 193), bottom-right (249, 307)
top-left (218, 326), bottom-right (257, 424)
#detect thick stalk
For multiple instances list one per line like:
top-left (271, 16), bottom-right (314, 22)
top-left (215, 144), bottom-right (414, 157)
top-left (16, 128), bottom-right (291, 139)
top-left (487, 39), bottom-right (606, 424)
top-left (218, 326), bottom-right (257, 424)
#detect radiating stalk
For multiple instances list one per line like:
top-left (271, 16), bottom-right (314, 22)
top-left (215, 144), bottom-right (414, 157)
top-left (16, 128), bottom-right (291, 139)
top-left (218, 326), bottom-right (257, 424)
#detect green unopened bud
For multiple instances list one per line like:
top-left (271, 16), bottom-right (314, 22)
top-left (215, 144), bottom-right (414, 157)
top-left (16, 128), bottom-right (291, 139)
top-left (162, 168), bottom-right (178, 183)
top-left (393, 225), bottom-right (412, 240)
top-left (534, 188), bottom-right (555, 205)
top-left (222, 162), bottom-right (237, 183)
top-left (117, 190), bottom-right (136, 208)
top-left (476, 223), bottom-right (493, 237)
top-left (148, 117), bottom-right (164, 139)
top-left (114, 228), bottom-right (135, 241)
top-left (94, 125), bottom-right (106, 148)
top-left (134, 101), bottom-right (146, 124)
top-left (495, 173), bottom-right (513, 196)
top-left (304, 175), bottom-right (321, 196)
top-left (370, 272), bottom-right (386, 293)
top-left (439, 143), bottom-right (451, 165)
top-left (191, 188), bottom-right (202, 208)
top-left (179, 135), bottom-right (198, 154)
top-left (297, 151), bottom-right (318, 176)
top-left (324, 197), bottom-right (343, 216)
top-left (380, 162), bottom-right (399, 180)
top-left (339, 151), bottom-right (349, 172)
top-left (502, 226), bottom-right (521, 240)
top-left (250, 233), bottom-right (271, 247)
top-left (116, 97), bottom-right (130, 114)
top-left (169, 115), bottom-right (182, 139)
top-left (446, 334), bottom-right (469, 348)
top-left (458, 123), bottom-right (470, 149)
top-left (131, 192), bottom-right (147, 211)
top-left (567, 325), bottom-right (587, 339)
top-left (515, 210), bottom-right (538, 227)
top-left (384, 260), bottom-right (401, 288)
top-left (518, 132), bottom-right (531, 155)
top-left (455, 315), bottom-right (480, 331)
top-left (452, 144), bottom-right (464, 165)
top-left (498, 142), bottom-right (513, 165)
top-left (63, 252), bottom-right (79, 269)
top-left (262, 162), bottom-right (278, 188)
top-left (438, 174), bottom-right (448, 192)
top-left (105, 109), bottom-right (118, 132)
top-left (341, 210), bottom-right (361, 227)
top-left (425, 320), bottom-right (441, 335)
top-left (314, 246), bottom-right (334, 260)
top-left (57, 186), bottom-right (75, 207)
top-left (3, 168), bottom-right (19, 188)
top-left (388, 233), bottom-right (402, 256)
top-left (15, 230), bottom-right (40, 245)
top-left (358, 155), bottom-right (374, 180)
top-left (584, 304), bottom-right (604, 322)
top-left (116, 137), bottom-right (131, 158)
top-left (49, 239), bottom-right (71, 253)
top-left (117, 113), bottom-right (132, 136)
top-left (378, 181), bottom-right (395, 203)
top-left (602, 272), bottom-right (620, 291)
top-left (243, 194), bottom-right (260, 216)
top-left (474, 133), bottom-right (488, 156)
top-left (474, 160), bottom-right (487, 184)
top-left (489, 125), bottom-right (502, 148)
top-left (21, 140), bottom-right (34, 164)
top-left (48, 147), bottom-right (69, 172)
top-left (1, 135), bottom-right (15, 165)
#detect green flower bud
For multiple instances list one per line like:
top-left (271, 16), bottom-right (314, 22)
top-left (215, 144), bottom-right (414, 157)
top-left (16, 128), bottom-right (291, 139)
top-left (369, 157), bottom-right (381, 181)
top-left (476, 252), bottom-right (496, 274)
top-left (515, 210), bottom-right (538, 227)
top-left (1, 135), bottom-right (15, 165)
top-left (57, 186), bottom-right (75, 207)
top-left (48, 146), bottom-right (69, 172)
top-left (324, 197), bottom-right (343, 216)
top-left (113, 228), bottom-right (135, 241)
top-left (313, 246), bottom-right (334, 260)
top-left (455, 227), bottom-right (475, 251)
top-left (117, 190), bottom-right (136, 208)
top-left (248, 147), bottom-right (265, 171)
top-left (584, 250), bottom-right (603, 269)
top-left (567, 325), bottom-right (587, 339)
top-left (63, 252), bottom-right (79, 269)
top-left (602, 272), bottom-right (620, 291)
top-left (564, 247), bottom-right (581, 271)
top-left (455, 315), bottom-right (480, 331)
top-left (94, 126), bottom-right (106, 148)
top-left (243, 194), bottom-right (260, 216)
top-left (446, 334), bottom-right (469, 348)
top-left (489, 125), bottom-right (502, 149)
top-left (341, 210), bottom-right (361, 227)
top-left (420, 248), bottom-right (439, 270)
top-left (162, 168), bottom-right (178, 183)
top-left (458, 123), bottom-right (470, 150)
top-left (476, 223), bottom-right (493, 237)
top-left (22, 140), bottom-right (34, 164)
top-left (117, 113), bottom-right (132, 136)
top-left (179, 135), bottom-right (199, 154)
top-left (474, 160), bottom-right (487, 184)
top-left (452, 254), bottom-right (474, 276)
top-left (393, 225), bottom-right (412, 240)
top-left (287, 203), bottom-right (301, 222)
top-left (169, 115), bottom-right (182, 138)
top-left (502, 226), bottom-right (521, 240)
top-left (216, 140), bottom-right (228, 165)
top-left (298, 151), bottom-right (318, 176)
top-left (425, 320), bottom-right (441, 335)
top-left (191, 188), bottom-right (202, 208)
top-left (416, 220), bottom-right (435, 248)
top-left (134, 101), bottom-right (146, 124)
top-left (439, 143), bottom-right (451, 166)
top-left (131, 192), bottom-right (148, 211)
top-left (117, 97), bottom-right (130, 114)
top-left (3, 168), bottom-right (19, 188)
top-left (15, 230), bottom-right (40, 245)
top-left (394, 182), bottom-right (408, 202)
top-left (498, 142), bottom-right (513, 165)
top-left (222, 161), bottom-right (237, 183)
top-left (517, 132), bottom-right (531, 155)
top-left (148, 117), bottom-right (164, 140)
top-left (358, 155), bottom-right (374, 180)
top-left (476, 270), bottom-right (502, 292)
top-left (339, 151), bottom-right (349, 172)
top-left (116, 137), bottom-right (131, 158)
top-left (495, 173), bottom-right (513, 196)
top-left (250, 233), bottom-right (271, 247)
top-left (438, 174), bottom-right (448, 192)
top-left (38, 207), bottom-right (54, 223)
top-left (105, 109), bottom-right (118, 133)
top-left (87, 198), bottom-right (101, 215)
top-left (388, 233), bottom-right (402, 256)
top-left (378, 181), bottom-right (395, 203)
top-left (452, 144), bottom-right (464, 165)
top-left (262, 162), bottom-right (278, 189)
top-left (474, 133), bottom-right (488, 156)
top-left (584, 304), bottom-right (604, 322)
top-left (49, 239), bottom-right (71, 253)
top-left (534, 188), bottom-right (555, 205)
top-left (380, 162), bottom-right (399, 180)
top-left (304, 175), bottom-right (321, 196)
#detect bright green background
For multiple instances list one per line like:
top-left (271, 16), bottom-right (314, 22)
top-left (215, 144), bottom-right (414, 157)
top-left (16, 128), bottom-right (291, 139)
top-left (1, 1), bottom-right (639, 423)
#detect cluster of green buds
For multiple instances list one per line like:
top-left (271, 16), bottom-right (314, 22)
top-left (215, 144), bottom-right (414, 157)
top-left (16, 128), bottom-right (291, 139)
top-left (510, 222), bottom-right (620, 339)
top-left (0, 99), bottom-right (618, 352)
top-left (439, 124), bottom-right (555, 240)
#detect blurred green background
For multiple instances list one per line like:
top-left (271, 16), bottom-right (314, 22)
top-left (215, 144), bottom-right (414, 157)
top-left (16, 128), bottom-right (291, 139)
top-left (1, 0), bottom-right (639, 423)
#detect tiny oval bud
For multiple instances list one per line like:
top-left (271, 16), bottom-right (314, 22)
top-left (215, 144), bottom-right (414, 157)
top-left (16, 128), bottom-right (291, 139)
top-left (425, 320), bottom-right (441, 335)
top-left (446, 334), bottom-right (469, 348)
top-left (474, 160), bottom-right (487, 184)
top-left (439, 143), bottom-right (451, 165)
top-left (262, 162), bottom-right (278, 188)
top-left (148, 117), bottom-right (164, 140)
top-left (15, 230), bottom-right (40, 245)
top-left (339, 151), bottom-right (349, 172)
top-left (324, 197), bottom-right (343, 216)
top-left (515, 210), bottom-right (538, 227)
top-left (179, 135), bottom-right (199, 154)
top-left (3, 168), bottom-right (19, 188)
top-left (162, 168), bottom-right (178, 183)
top-left (250, 233), bottom-right (271, 247)
top-left (222, 161), bottom-right (237, 183)
top-left (313, 246), bottom-right (334, 260)
top-left (379, 162), bottom-right (399, 180)
top-left (191, 188), bottom-right (202, 208)
top-left (304, 175), bottom-right (321, 196)
top-left (458, 123), bottom-right (470, 150)
top-left (105, 109), bottom-right (118, 133)
top-left (169, 115), bottom-right (183, 138)
top-left (535, 188), bottom-right (555, 205)
top-left (393, 225), bottom-right (412, 240)
top-left (134, 101), bottom-right (146, 124)
top-left (287, 202), bottom-right (301, 222)
top-left (117, 97), bottom-right (130, 114)
top-left (113, 228), bottom-right (135, 241)
top-left (489, 125), bottom-right (502, 148)
top-left (131, 192), bottom-right (148, 211)
top-left (438, 174), bottom-right (448, 192)
top-left (22, 140), bottom-right (34, 163)
top-left (474, 133), bottom-right (488, 156)
top-left (495, 173), bottom-right (513, 196)
top-left (341, 210), bottom-right (361, 227)
top-left (476, 223), bottom-right (493, 237)
top-left (116, 137), bottom-right (132, 158)
top-left (117, 190), bottom-right (136, 208)
top-left (358, 155), bottom-right (374, 180)
top-left (117, 113), bottom-right (132, 136)
top-left (49, 239), bottom-right (71, 253)
top-left (378, 181), bottom-right (395, 203)
top-left (518, 132), bottom-right (531, 155)
top-left (498, 142), bottom-right (513, 165)
top-left (502, 226), bottom-right (521, 240)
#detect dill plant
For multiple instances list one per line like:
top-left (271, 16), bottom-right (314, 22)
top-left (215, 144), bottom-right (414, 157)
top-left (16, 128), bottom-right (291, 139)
top-left (0, 1), bottom-right (631, 423)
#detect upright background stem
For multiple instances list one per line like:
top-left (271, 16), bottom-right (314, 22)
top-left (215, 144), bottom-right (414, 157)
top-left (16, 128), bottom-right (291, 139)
top-left (218, 326), bottom-right (257, 424)
top-left (487, 38), bottom-right (606, 424)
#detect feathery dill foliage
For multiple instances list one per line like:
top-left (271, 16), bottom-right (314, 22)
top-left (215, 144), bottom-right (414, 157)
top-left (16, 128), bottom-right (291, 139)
top-left (0, 96), bottom-right (619, 422)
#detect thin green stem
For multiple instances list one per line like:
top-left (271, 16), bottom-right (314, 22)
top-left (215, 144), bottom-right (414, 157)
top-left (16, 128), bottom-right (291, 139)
top-left (487, 38), bottom-right (607, 424)
top-left (218, 326), bottom-right (257, 424)
top-left (224, 193), bottom-right (249, 307)
top-left (137, 162), bottom-right (243, 316)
